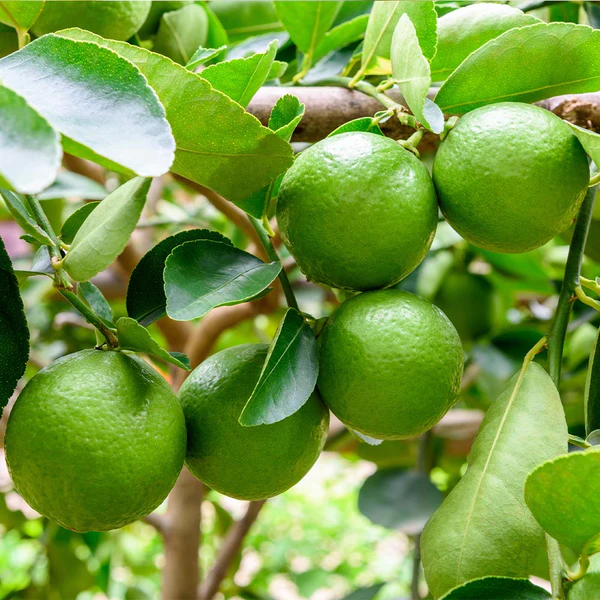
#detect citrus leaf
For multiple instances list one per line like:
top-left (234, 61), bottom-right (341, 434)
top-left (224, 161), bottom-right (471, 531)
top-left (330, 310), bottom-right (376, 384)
top-left (341, 583), bottom-right (385, 600)
top-left (0, 34), bottom-right (175, 176)
top-left (436, 22), bottom-right (600, 114)
top-left (201, 40), bottom-right (279, 108)
top-left (358, 469), bottom-right (442, 534)
top-left (0, 234), bottom-right (29, 418)
top-left (439, 577), bottom-right (551, 600)
top-left (268, 95), bottom-right (306, 142)
top-left (164, 239), bottom-right (281, 321)
top-left (59, 202), bottom-right (99, 245)
top-left (430, 4), bottom-right (540, 82)
top-left (0, 84), bottom-right (61, 194)
top-left (0, 189), bottom-right (54, 246)
top-left (63, 177), bottom-right (150, 282)
top-left (313, 13), bottom-right (369, 64)
top-left (525, 449), bottom-right (600, 556)
top-left (328, 117), bottom-right (384, 137)
top-left (390, 14), bottom-right (443, 134)
top-left (115, 317), bottom-right (190, 370)
top-left (14, 245), bottom-right (53, 281)
top-left (203, 3), bottom-right (229, 49)
top-left (568, 554), bottom-right (600, 600)
top-left (239, 308), bottom-right (318, 426)
top-left (586, 327), bottom-right (600, 436)
top-left (421, 362), bottom-right (568, 598)
top-left (210, 0), bottom-right (282, 43)
top-left (78, 281), bottom-right (113, 326)
top-left (186, 45), bottom-right (226, 71)
top-left (566, 123), bottom-right (600, 171)
top-left (0, 1), bottom-right (44, 30)
top-left (126, 228), bottom-right (233, 326)
top-left (38, 171), bottom-right (106, 201)
top-left (58, 29), bottom-right (294, 204)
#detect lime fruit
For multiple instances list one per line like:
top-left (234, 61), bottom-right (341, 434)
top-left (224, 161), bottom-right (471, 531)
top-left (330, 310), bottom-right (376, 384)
top-left (276, 132), bottom-right (438, 291)
top-left (178, 344), bottom-right (329, 500)
top-left (5, 349), bottom-right (186, 532)
top-left (32, 1), bottom-right (151, 41)
top-left (433, 102), bottom-right (589, 254)
top-left (318, 290), bottom-right (463, 440)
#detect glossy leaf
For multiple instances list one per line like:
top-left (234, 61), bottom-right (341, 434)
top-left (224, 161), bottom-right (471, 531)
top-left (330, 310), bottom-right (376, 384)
top-left (116, 317), bottom-right (190, 370)
top-left (59, 29), bottom-right (293, 204)
top-left (525, 449), bottom-right (600, 556)
top-left (186, 45), bottom-right (227, 70)
top-left (164, 240), bottom-right (281, 321)
top-left (63, 178), bottom-right (150, 282)
top-left (0, 1), bottom-right (44, 29)
top-left (329, 117), bottom-right (384, 137)
top-left (421, 363), bottom-right (568, 598)
top-left (313, 14), bottom-right (369, 63)
top-left (390, 14), bottom-right (443, 133)
top-left (439, 577), bottom-right (551, 600)
top-left (37, 171), bottom-right (106, 201)
top-left (78, 281), bottom-right (113, 326)
top-left (0, 34), bottom-right (175, 176)
top-left (239, 308), bottom-right (318, 426)
top-left (211, 1), bottom-right (282, 43)
top-left (436, 22), bottom-right (600, 114)
top-left (0, 234), bottom-right (29, 417)
top-left (59, 202), bottom-right (99, 245)
top-left (0, 189), bottom-right (53, 246)
top-left (359, 469), bottom-right (442, 534)
top-left (0, 84), bottom-right (61, 194)
top-left (430, 4), bottom-right (540, 81)
top-left (268, 95), bottom-right (306, 141)
top-left (586, 328), bottom-right (600, 436)
top-left (126, 229), bottom-right (232, 326)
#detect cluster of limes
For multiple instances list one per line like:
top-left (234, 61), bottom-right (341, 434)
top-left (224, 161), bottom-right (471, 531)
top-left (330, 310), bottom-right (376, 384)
top-left (5, 103), bottom-right (589, 532)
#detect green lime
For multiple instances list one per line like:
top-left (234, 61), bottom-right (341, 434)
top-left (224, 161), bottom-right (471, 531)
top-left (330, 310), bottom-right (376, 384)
top-left (32, 1), bottom-right (151, 41)
top-left (276, 132), bottom-right (438, 291)
top-left (318, 290), bottom-right (463, 440)
top-left (5, 349), bottom-right (186, 532)
top-left (178, 344), bottom-right (329, 500)
top-left (433, 102), bottom-right (589, 254)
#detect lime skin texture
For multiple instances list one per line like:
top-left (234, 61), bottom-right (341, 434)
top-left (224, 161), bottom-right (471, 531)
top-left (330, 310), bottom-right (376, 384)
top-left (179, 344), bottom-right (330, 501)
top-left (276, 131), bottom-right (438, 291)
top-left (433, 102), bottom-right (589, 254)
top-left (5, 349), bottom-right (186, 533)
top-left (318, 290), bottom-right (464, 440)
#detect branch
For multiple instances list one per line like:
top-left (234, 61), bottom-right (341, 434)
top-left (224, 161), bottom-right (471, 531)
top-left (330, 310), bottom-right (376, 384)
top-left (143, 512), bottom-right (169, 535)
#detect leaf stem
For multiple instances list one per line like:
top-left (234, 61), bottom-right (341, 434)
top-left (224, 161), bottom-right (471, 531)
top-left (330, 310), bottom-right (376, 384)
top-left (249, 216), bottom-right (299, 311)
top-left (575, 286), bottom-right (600, 312)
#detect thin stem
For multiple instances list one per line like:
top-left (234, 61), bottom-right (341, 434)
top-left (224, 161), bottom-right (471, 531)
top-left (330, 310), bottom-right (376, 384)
top-left (575, 286), bottom-right (600, 312)
top-left (581, 276), bottom-right (600, 296)
top-left (249, 216), bottom-right (299, 311)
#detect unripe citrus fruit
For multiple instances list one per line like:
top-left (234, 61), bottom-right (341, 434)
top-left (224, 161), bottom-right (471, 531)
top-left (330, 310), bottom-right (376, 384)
top-left (433, 102), bottom-right (589, 253)
top-left (179, 344), bottom-right (329, 500)
top-left (276, 132), bottom-right (438, 291)
top-left (318, 290), bottom-right (463, 440)
top-left (32, 1), bottom-right (151, 41)
top-left (5, 349), bottom-right (186, 532)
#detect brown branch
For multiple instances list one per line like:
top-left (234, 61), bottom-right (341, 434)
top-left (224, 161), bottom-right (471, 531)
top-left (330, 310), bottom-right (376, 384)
top-left (199, 500), bottom-right (267, 600)
top-left (143, 512), bottom-right (169, 535)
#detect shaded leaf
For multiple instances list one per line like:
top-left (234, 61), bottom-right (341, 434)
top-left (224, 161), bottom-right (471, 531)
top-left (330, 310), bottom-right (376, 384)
top-left (78, 281), bottom-right (113, 325)
top-left (586, 327), bottom-right (600, 436)
top-left (63, 178), bottom-right (150, 282)
top-left (240, 308), bottom-right (318, 426)
top-left (313, 13), bottom-right (369, 63)
top-left (38, 170), bottom-right (106, 201)
top-left (211, 0), bottom-right (282, 43)
top-left (439, 577), bottom-right (551, 599)
top-left (186, 45), bottom-right (226, 70)
top-left (164, 240), bottom-right (281, 321)
top-left (60, 202), bottom-right (99, 245)
top-left (341, 583), bottom-right (385, 600)
top-left (567, 123), bottom-right (600, 172)
top-left (329, 117), bottom-right (384, 137)
top-left (0, 189), bottom-right (53, 245)
top-left (0, 1), bottom-right (44, 29)
top-left (568, 553), bottom-right (600, 600)
top-left (0, 34), bottom-right (175, 176)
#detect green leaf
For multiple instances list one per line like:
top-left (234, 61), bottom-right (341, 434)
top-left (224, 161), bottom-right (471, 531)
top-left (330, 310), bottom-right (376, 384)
top-left (313, 13), bottom-right (369, 63)
top-left (37, 171), bottom-right (107, 201)
top-left (78, 281), bottom-right (113, 326)
top-left (568, 554), bottom-right (600, 600)
top-left (14, 245), bottom-right (53, 281)
top-left (421, 362), bottom-right (568, 598)
top-left (359, 469), bottom-right (442, 534)
top-left (201, 40), bottom-right (279, 108)
top-left (341, 583), bottom-right (385, 600)
top-left (186, 45), bottom-right (226, 70)
top-left (115, 317), bottom-right (190, 370)
top-left (525, 449), bottom-right (600, 556)
top-left (210, 0), bottom-right (282, 43)
top-left (63, 177), bottom-right (150, 282)
top-left (586, 327), bottom-right (600, 436)
top-left (59, 202), bottom-right (99, 245)
top-left (0, 189), bottom-right (53, 245)
top-left (549, 2), bottom-right (580, 24)
top-left (329, 117), bottom-right (384, 137)
top-left (0, 84), bottom-right (61, 194)
top-left (268, 95), bottom-right (306, 142)
top-left (126, 228), bottom-right (233, 326)
top-left (566, 123), bottom-right (600, 172)
top-left (439, 577), bottom-right (551, 600)
top-left (239, 308), bottom-right (318, 426)
top-left (164, 239), bottom-right (281, 321)
top-left (436, 22), bottom-right (600, 114)
top-left (0, 34), bottom-right (174, 176)
top-left (203, 3), bottom-right (229, 49)
top-left (153, 3), bottom-right (208, 65)
top-left (361, 1), bottom-right (437, 73)
top-left (0, 234), bottom-right (29, 418)
top-left (430, 4), bottom-right (540, 82)
top-left (59, 29), bottom-right (294, 204)
top-left (390, 14), bottom-right (443, 134)
top-left (274, 1), bottom-right (342, 55)
top-left (0, 1), bottom-right (44, 30)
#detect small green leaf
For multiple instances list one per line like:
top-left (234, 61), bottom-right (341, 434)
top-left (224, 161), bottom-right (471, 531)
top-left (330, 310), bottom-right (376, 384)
top-left (0, 189), bottom-right (53, 246)
top-left (390, 14), bottom-right (443, 133)
top-left (268, 95), bottom-right (306, 142)
top-left (164, 240), bottom-right (281, 321)
top-left (186, 45), bottom-right (226, 70)
top-left (0, 234), bottom-right (29, 417)
top-left (37, 171), bottom-right (107, 201)
top-left (60, 202), bottom-right (99, 245)
top-left (239, 308), bottom-right (318, 426)
top-left (115, 317), bottom-right (190, 370)
top-left (63, 177), bottom-right (150, 282)
top-left (525, 449), bottom-right (600, 556)
top-left (439, 577), bottom-right (551, 600)
top-left (436, 22), bottom-right (600, 114)
top-left (78, 281), bottom-right (113, 326)
top-left (328, 117), bottom-right (384, 137)
top-left (313, 14), bottom-right (369, 64)
top-left (0, 84), bottom-right (61, 194)
top-left (126, 228), bottom-right (233, 326)
top-left (566, 123), bottom-right (600, 172)
top-left (14, 245), bottom-right (53, 281)
top-left (0, 34), bottom-right (175, 176)
top-left (153, 3), bottom-right (208, 65)
top-left (0, 1), bottom-right (44, 30)
top-left (358, 469), bottom-right (442, 534)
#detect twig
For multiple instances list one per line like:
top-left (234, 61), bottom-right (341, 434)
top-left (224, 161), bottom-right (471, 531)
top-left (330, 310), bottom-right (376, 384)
top-left (143, 513), bottom-right (169, 535)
